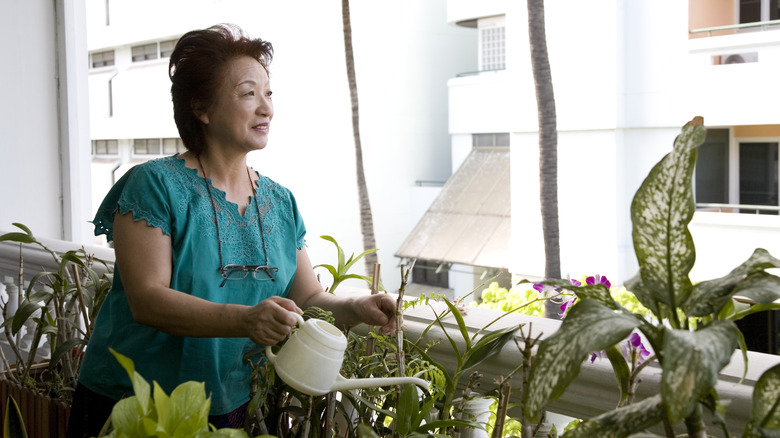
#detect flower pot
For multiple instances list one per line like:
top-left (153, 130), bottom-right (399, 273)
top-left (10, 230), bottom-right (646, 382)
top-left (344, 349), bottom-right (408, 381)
top-left (0, 374), bottom-right (70, 437)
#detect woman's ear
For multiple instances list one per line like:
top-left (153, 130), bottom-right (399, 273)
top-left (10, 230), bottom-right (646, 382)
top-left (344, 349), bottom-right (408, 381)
top-left (192, 99), bottom-right (209, 124)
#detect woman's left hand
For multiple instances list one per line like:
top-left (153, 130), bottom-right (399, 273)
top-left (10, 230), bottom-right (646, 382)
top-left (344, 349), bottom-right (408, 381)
top-left (353, 293), bottom-right (397, 335)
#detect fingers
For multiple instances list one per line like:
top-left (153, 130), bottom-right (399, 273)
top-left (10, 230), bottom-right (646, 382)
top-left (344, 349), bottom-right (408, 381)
top-left (359, 294), bottom-right (397, 335)
top-left (247, 296), bottom-right (302, 345)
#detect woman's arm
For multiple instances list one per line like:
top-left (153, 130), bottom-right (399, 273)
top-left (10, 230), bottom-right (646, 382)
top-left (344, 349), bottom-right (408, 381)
top-left (287, 247), bottom-right (397, 334)
top-left (112, 211), bottom-right (300, 344)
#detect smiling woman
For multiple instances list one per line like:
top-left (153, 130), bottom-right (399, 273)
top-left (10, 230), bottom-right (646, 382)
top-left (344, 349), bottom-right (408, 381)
top-left (66, 23), bottom-right (397, 437)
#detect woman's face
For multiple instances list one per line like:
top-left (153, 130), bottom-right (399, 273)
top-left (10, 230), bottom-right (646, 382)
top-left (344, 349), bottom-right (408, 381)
top-left (198, 56), bottom-right (273, 153)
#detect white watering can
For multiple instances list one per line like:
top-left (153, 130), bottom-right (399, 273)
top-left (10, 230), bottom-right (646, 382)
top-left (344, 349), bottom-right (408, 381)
top-left (265, 311), bottom-right (429, 396)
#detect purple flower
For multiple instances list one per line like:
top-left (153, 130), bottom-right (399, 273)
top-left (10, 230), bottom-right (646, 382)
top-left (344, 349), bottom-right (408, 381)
top-left (623, 332), bottom-right (651, 365)
top-left (568, 276), bottom-right (582, 287)
top-left (590, 351), bottom-right (607, 363)
top-left (533, 283), bottom-right (556, 295)
top-left (559, 297), bottom-right (577, 318)
top-left (586, 274), bottom-right (611, 289)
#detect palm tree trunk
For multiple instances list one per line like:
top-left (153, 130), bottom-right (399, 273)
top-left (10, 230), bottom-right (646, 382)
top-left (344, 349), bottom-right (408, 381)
top-left (527, 0), bottom-right (561, 282)
top-left (342, 0), bottom-right (379, 276)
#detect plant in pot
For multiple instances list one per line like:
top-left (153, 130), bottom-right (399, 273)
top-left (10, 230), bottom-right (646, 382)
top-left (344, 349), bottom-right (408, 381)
top-left (521, 117), bottom-right (780, 437)
top-left (0, 223), bottom-right (112, 434)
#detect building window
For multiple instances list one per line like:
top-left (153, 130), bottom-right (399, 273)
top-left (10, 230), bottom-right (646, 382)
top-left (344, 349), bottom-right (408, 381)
top-left (740, 0), bottom-right (779, 24)
top-left (159, 39), bottom-right (177, 58)
top-left (412, 260), bottom-right (449, 289)
top-left (92, 139), bottom-right (118, 155)
top-left (480, 25), bottom-right (505, 71)
top-left (695, 128), bottom-right (780, 214)
top-left (162, 138), bottom-right (187, 154)
top-left (131, 43), bottom-right (159, 62)
top-left (473, 133), bottom-right (510, 148)
top-left (133, 138), bottom-right (162, 155)
top-left (91, 50), bottom-right (115, 68)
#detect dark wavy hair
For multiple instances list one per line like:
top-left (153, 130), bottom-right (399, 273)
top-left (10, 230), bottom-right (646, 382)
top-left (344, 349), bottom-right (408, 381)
top-left (169, 24), bottom-right (273, 155)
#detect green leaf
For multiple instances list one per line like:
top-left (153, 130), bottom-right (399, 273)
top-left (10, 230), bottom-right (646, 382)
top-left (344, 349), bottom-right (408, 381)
top-left (732, 272), bottom-right (780, 305)
top-left (0, 232), bottom-right (36, 244)
top-left (11, 301), bottom-right (41, 335)
top-left (153, 382), bottom-right (171, 431)
top-left (109, 397), bottom-right (146, 434)
top-left (3, 396), bottom-right (28, 438)
top-left (524, 299), bottom-right (641, 422)
top-left (746, 363), bottom-right (780, 431)
top-left (564, 394), bottom-right (666, 438)
top-left (396, 384), bottom-right (419, 435)
top-left (50, 338), bottom-right (87, 370)
top-left (631, 117), bottom-right (705, 311)
top-left (110, 348), bottom-right (153, 415)
top-left (605, 345), bottom-right (632, 407)
top-left (461, 324), bottom-right (522, 376)
top-left (661, 320), bottom-right (740, 423)
top-left (623, 273), bottom-right (661, 319)
top-left (686, 248), bottom-right (780, 316)
top-left (168, 381), bottom-right (210, 437)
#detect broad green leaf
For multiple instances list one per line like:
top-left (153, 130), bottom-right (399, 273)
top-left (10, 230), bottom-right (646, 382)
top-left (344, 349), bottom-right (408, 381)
top-left (686, 248), bottom-right (780, 316)
top-left (169, 381), bottom-right (210, 437)
top-left (110, 348), bottom-right (152, 415)
top-left (461, 324), bottom-right (522, 376)
top-left (661, 320), bottom-right (739, 423)
top-left (524, 299), bottom-right (641, 422)
top-left (732, 272), bottom-right (780, 305)
top-left (396, 384), bottom-right (419, 435)
top-left (564, 394), bottom-right (666, 438)
top-left (746, 363), bottom-right (780, 431)
top-left (3, 396), bottom-right (28, 438)
top-left (623, 272), bottom-right (661, 319)
top-left (153, 382), bottom-right (171, 431)
top-left (109, 397), bottom-right (145, 434)
top-left (631, 117), bottom-right (705, 310)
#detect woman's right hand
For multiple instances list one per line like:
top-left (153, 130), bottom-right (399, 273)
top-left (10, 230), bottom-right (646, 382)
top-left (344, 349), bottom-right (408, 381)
top-left (245, 296), bottom-right (302, 345)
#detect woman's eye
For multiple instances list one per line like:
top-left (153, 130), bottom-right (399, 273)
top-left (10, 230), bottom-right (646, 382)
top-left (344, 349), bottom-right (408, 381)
top-left (245, 91), bottom-right (255, 96)
top-left (266, 91), bottom-right (273, 98)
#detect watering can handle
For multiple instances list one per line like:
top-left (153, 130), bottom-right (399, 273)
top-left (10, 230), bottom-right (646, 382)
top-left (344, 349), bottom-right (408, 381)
top-left (264, 310), bottom-right (305, 362)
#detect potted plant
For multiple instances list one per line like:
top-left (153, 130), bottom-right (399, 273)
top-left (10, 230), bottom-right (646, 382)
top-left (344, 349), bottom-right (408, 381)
top-left (0, 223), bottom-right (112, 435)
top-left (521, 117), bottom-right (780, 437)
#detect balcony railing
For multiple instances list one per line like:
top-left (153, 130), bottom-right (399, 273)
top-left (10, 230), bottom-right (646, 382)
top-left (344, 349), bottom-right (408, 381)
top-left (1, 233), bottom-right (779, 435)
top-left (697, 202), bottom-right (780, 214)
top-left (690, 19), bottom-right (780, 37)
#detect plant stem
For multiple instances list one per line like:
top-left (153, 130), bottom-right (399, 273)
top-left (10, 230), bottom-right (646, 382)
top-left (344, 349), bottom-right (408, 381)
top-left (684, 405), bottom-right (708, 437)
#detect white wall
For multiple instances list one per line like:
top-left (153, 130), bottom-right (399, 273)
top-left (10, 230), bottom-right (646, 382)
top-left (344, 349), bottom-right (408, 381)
top-left (1, 0), bottom-right (92, 243)
top-left (85, 0), bottom-right (477, 290)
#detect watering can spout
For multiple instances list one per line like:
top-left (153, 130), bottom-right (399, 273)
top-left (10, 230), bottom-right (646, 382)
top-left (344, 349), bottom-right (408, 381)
top-left (330, 375), bottom-right (429, 393)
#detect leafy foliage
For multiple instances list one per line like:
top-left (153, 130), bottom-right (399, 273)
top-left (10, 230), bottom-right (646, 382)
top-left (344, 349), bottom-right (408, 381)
top-left (0, 223), bottom-right (112, 403)
top-left (522, 117), bottom-right (780, 437)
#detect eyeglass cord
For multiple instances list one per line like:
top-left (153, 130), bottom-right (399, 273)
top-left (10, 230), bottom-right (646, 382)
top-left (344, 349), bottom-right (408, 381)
top-left (196, 155), bottom-right (271, 276)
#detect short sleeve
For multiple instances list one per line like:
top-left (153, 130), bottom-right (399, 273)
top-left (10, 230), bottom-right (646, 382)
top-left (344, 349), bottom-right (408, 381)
top-left (288, 191), bottom-right (307, 250)
top-left (92, 163), bottom-right (174, 242)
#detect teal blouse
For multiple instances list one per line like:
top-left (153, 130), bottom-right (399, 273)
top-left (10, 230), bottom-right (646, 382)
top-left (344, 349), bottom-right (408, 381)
top-left (80, 155), bottom-right (306, 415)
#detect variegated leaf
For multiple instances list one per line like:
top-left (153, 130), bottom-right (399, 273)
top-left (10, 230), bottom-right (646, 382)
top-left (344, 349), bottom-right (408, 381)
top-left (623, 272), bottom-right (661, 319)
top-left (732, 272), bottom-right (780, 305)
top-left (745, 363), bottom-right (780, 434)
top-left (524, 299), bottom-right (641, 422)
top-left (563, 394), bottom-right (665, 438)
top-left (631, 117), bottom-right (706, 309)
top-left (686, 248), bottom-right (780, 316)
top-left (661, 320), bottom-right (739, 423)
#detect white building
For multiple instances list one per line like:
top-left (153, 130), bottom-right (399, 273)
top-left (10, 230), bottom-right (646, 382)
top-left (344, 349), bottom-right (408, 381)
top-left (3, 0), bottom-right (779, 301)
top-left (82, 0), bottom-right (476, 292)
top-left (397, 0), bottom-right (780, 303)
